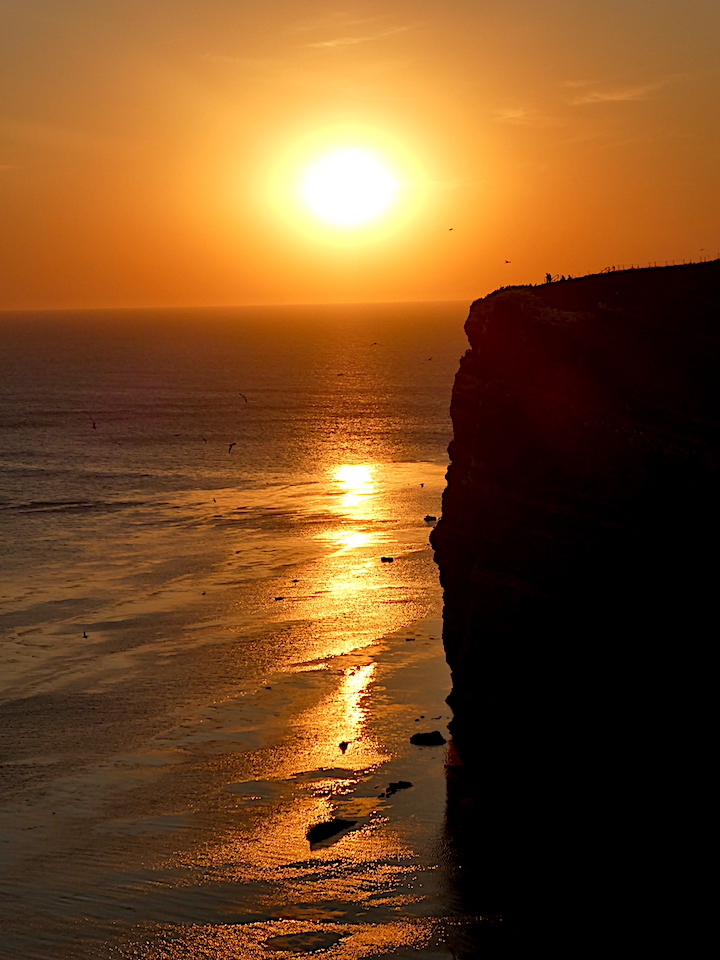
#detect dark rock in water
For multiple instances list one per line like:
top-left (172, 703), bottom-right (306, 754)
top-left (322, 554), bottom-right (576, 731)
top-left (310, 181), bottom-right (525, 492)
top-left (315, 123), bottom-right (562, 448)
top-left (410, 730), bottom-right (447, 746)
top-left (431, 261), bottom-right (720, 930)
top-left (382, 780), bottom-right (413, 797)
top-left (380, 556), bottom-right (394, 562)
top-left (338, 740), bottom-right (349, 753)
top-left (306, 817), bottom-right (358, 845)
top-left (424, 514), bottom-right (437, 522)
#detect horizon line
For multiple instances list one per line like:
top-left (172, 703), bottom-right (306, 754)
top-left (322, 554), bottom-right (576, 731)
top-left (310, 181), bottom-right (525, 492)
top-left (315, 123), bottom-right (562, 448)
top-left (0, 297), bottom-right (472, 317)
top-left (2, 258), bottom-right (717, 317)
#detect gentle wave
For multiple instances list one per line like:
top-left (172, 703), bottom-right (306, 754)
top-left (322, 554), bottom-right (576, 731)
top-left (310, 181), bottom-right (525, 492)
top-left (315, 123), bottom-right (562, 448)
top-left (0, 498), bottom-right (149, 514)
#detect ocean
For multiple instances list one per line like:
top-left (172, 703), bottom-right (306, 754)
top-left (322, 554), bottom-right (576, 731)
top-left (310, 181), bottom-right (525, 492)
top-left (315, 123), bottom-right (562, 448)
top-left (0, 301), bottom-right (475, 959)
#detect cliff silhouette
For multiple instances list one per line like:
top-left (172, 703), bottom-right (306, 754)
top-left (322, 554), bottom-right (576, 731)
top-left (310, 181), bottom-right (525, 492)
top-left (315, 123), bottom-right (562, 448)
top-left (432, 260), bottom-right (719, 941)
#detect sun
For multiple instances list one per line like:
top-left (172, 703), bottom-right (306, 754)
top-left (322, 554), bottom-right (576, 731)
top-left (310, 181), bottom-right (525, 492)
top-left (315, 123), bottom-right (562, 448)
top-left (299, 148), bottom-right (399, 226)
top-left (265, 127), bottom-right (426, 244)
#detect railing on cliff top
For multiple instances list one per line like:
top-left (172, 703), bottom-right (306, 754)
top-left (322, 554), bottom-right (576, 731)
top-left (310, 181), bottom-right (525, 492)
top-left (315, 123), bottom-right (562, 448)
top-left (542, 254), bottom-right (719, 284)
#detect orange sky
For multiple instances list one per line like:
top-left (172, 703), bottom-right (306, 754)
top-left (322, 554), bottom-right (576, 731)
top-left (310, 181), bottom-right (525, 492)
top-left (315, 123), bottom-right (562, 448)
top-left (1, 0), bottom-right (718, 309)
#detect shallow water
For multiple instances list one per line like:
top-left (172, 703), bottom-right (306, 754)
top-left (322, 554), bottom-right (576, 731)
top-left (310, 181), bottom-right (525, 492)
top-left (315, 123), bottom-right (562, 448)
top-left (0, 302), bottom-right (480, 958)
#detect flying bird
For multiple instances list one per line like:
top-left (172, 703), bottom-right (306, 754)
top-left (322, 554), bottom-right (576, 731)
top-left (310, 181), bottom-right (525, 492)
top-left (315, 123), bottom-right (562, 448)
top-left (238, 393), bottom-right (248, 402)
top-left (228, 442), bottom-right (236, 453)
top-left (505, 259), bottom-right (511, 263)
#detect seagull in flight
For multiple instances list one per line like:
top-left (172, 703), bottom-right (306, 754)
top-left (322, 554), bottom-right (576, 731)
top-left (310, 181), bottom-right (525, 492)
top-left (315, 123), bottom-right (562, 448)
top-left (238, 393), bottom-right (248, 402)
top-left (228, 442), bottom-right (237, 453)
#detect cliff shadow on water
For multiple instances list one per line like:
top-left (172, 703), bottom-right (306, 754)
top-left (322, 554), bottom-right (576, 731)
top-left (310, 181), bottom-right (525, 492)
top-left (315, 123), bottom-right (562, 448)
top-left (433, 261), bottom-right (720, 945)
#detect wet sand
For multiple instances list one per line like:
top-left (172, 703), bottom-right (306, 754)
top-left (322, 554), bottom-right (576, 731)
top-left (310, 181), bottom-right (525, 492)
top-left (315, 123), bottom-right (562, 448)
top-left (0, 601), bottom-right (484, 959)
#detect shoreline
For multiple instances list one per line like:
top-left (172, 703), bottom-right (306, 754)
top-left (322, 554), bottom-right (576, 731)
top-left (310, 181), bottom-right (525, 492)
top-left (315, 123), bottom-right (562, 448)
top-left (0, 602), bottom-right (475, 959)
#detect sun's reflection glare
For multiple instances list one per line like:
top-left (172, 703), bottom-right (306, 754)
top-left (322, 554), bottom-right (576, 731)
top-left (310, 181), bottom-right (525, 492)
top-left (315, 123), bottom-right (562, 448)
top-left (341, 662), bottom-right (376, 734)
top-left (330, 530), bottom-right (373, 553)
top-left (282, 661), bottom-right (380, 777)
top-left (335, 464), bottom-right (374, 488)
top-left (334, 464), bottom-right (375, 511)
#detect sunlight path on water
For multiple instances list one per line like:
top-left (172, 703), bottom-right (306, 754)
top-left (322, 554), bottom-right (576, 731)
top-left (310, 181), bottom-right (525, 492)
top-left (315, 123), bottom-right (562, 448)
top-left (105, 619), bottom-right (456, 960)
top-left (0, 303), bottom-right (472, 958)
top-left (0, 460), bottom-right (463, 959)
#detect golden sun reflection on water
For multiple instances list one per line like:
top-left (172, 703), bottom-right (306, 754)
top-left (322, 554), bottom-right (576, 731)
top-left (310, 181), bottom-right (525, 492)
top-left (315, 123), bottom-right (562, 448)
top-left (330, 530), bottom-right (373, 553)
top-left (289, 661), bottom-right (381, 776)
top-left (194, 658), bottom-right (387, 874)
top-left (159, 461), bottom-right (449, 957)
top-left (154, 916), bottom-right (434, 959)
top-left (333, 463), bottom-right (375, 512)
top-left (338, 662), bottom-right (375, 740)
top-left (268, 460), bottom-right (431, 662)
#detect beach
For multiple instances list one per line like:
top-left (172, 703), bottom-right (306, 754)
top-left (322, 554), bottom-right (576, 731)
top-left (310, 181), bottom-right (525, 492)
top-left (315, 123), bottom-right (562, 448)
top-left (1, 610), bottom-right (464, 958)
top-left (0, 303), bottom-right (473, 958)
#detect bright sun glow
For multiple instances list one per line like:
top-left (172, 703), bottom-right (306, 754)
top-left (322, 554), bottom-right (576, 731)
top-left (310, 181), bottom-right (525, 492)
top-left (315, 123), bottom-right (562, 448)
top-left (334, 464), bottom-right (374, 489)
top-left (299, 149), bottom-right (398, 226)
top-left (333, 463), bottom-right (375, 511)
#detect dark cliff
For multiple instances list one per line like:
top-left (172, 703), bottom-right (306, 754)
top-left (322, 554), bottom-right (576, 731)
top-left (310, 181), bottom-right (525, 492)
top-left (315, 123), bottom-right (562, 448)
top-left (433, 261), bottom-right (719, 929)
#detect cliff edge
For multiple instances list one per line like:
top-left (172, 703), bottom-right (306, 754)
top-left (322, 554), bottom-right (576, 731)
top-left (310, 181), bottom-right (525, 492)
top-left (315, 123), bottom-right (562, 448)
top-left (432, 262), bottom-right (719, 904)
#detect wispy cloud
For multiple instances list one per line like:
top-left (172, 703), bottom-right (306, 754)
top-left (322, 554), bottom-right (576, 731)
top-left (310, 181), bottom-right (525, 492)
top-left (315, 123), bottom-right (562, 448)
top-left (494, 106), bottom-right (536, 123)
top-left (493, 105), bottom-right (559, 127)
top-left (198, 50), bottom-right (415, 100)
top-left (304, 26), bottom-right (413, 49)
top-left (569, 77), bottom-right (677, 105)
top-left (494, 107), bottom-right (530, 122)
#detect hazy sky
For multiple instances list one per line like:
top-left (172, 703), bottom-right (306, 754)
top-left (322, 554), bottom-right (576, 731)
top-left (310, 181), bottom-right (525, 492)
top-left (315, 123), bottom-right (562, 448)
top-left (1, 0), bottom-right (718, 308)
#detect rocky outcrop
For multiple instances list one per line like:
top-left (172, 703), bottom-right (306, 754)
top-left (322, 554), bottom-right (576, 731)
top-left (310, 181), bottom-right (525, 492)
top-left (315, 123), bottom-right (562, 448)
top-left (433, 262), bottom-right (720, 797)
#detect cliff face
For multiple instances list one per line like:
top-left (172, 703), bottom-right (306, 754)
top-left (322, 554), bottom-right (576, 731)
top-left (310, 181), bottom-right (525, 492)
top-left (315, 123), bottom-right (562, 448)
top-left (432, 262), bottom-right (720, 786)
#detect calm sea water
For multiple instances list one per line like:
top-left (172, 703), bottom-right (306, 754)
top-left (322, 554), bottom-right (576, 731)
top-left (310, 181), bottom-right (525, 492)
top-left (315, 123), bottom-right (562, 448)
top-left (0, 302), bottom-right (475, 959)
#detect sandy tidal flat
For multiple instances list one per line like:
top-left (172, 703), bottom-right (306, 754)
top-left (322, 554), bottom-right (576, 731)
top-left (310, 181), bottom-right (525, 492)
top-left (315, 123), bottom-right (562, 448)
top-left (0, 612), bottom-right (478, 959)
